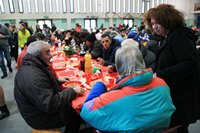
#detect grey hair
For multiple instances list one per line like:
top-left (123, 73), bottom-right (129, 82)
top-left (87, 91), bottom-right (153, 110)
top-left (27, 41), bottom-right (49, 56)
top-left (121, 38), bottom-right (139, 48)
top-left (115, 39), bottom-right (145, 78)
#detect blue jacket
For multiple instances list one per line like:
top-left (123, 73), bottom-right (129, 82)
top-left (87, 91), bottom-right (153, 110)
top-left (81, 69), bottom-right (175, 132)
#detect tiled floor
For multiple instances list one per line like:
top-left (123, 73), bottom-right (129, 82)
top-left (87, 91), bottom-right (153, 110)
top-left (0, 62), bottom-right (200, 133)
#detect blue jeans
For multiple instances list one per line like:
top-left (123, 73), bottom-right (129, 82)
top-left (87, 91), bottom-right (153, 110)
top-left (0, 45), bottom-right (11, 75)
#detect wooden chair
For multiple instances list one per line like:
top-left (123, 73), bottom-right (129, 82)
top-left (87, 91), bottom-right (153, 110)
top-left (32, 128), bottom-right (61, 133)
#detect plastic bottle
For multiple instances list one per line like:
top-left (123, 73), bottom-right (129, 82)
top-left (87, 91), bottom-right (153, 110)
top-left (84, 51), bottom-right (92, 85)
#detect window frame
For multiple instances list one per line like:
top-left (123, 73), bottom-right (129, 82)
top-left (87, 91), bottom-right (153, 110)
top-left (8, 0), bottom-right (15, 13)
top-left (18, 0), bottom-right (24, 13)
top-left (84, 18), bottom-right (97, 32)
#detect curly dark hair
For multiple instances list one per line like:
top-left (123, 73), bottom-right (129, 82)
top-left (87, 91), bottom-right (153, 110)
top-left (143, 4), bottom-right (185, 32)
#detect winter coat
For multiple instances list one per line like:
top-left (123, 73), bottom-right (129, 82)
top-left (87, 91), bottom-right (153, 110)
top-left (103, 39), bottom-right (121, 66)
top-left (81, 68), bottom-right (175, 132)
top-left (155, 27), bottom-right (200, 126)
top-left (139, 44), bottom-right (155, 72)
top-left (14, 54), bottom-right (78, 129)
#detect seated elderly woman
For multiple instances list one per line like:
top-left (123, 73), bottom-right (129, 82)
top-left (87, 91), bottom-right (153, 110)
top-left (80, 41), bottom-right (175, 132)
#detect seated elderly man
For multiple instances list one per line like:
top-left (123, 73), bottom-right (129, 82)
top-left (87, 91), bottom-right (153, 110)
top-left (80, 40), bottom-right (175, 132)
top-left (14, 41), bottom-right (84, 132)
top-left (97, 33), bottom-right (121, 72)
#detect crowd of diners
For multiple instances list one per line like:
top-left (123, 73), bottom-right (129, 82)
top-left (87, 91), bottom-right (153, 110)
top-left (0, 3), bottom-right (200, 133)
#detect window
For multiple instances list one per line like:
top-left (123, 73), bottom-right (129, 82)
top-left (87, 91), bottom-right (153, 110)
top-left (70, 0), bottom-right (74, 13)
top-left (56, 0), bottom-right (59, 13)
top-left (164, 0), bottom-right (168, 4)
top-left (142, 0), bottom-right (145, 13)
top-left (106, 0), bottom-right (109, 12)
top-left (35, 0), bottom-right (38, 13)
top-left (83, 0), bottom-right (86, 12)
top-left (8, 0), bottom-right (14, 13)
top-left (118, 0), bottom-right (121, 13)
top-left (136, 0), bottom-right (140, 13)
top-left (151, 0), bottom-right (155, 8)
top-left (100, 0), bottom-right (103, 12)
top-left (27, 0), bottom-right (31, 13)
top-left (156, 0), bottom-right (159, 6)
top-left (127, 0), bottom-right (131, 13)
top-left (112, 0), bottom-right (116, 13)
top-left (0, 0), bottom-right (5, 13)
top-left (132, 0), bottom-right (135, 13)
top-left (49, 0), bottom-right (52, 13)
top-left (123, 0), bottom-right (125, 13)
top-left (84, 19), bottom-right (97, 32)
top-left (95, 0), bottom-right (97, 12)
top-left (147, 0), bottom-right (150, 11)
top-left (77, 0), bottom-right (80, 12)
top-left (18, 0), bottom-right (23, 13)
top-left (124, 19), bottom-right (133, 28)
top-left (37, 19), bottom-right (52, 29)
top-left (63, 0), bottom-right (67, 13)
top-left (42, 0), bottom-right (45, 13)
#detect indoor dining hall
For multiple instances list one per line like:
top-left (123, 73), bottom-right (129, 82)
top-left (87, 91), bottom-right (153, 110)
top-left (0, 0), bottom-right (200, 133)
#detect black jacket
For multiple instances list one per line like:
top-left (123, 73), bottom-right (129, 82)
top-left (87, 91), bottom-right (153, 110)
top-left (103, 39), bottom-right (121, 66)
top-left (14, 54), bottom-right (78, 129)
top-left (139, 44), bottom-right (155, 72)
top-left (155, 27), bottom-right (200, 126)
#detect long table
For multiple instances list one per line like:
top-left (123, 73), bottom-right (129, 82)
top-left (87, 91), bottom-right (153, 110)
top-left (50, 50), bottom-right (118, 112)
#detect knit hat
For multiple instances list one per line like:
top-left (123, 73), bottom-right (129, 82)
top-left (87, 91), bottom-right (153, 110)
top-left (85, 33), bottom-right (96, 43)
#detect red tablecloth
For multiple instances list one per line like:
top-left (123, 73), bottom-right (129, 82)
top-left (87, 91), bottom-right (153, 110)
top-left (50, 53), bottom-right (118, 110)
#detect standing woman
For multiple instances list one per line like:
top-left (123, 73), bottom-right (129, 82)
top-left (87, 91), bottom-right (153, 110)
top-left (18, 23), bottom-right (30, 50)
top-left (143, 4), bottom-right (200, 132)
top-left (9, 24), bottom-right (18, 63)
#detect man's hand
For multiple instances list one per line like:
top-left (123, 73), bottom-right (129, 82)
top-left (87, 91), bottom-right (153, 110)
top-left (107, 65), bottom-right (114, 73)
top-left (73, 86), bottom-right (85, 96)
top-left (0, 34), bottom-right (5, 38)
top-left (57, 76), bottom-right (69, 83)
top-left (97, 57), bottom-right (105, 65)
